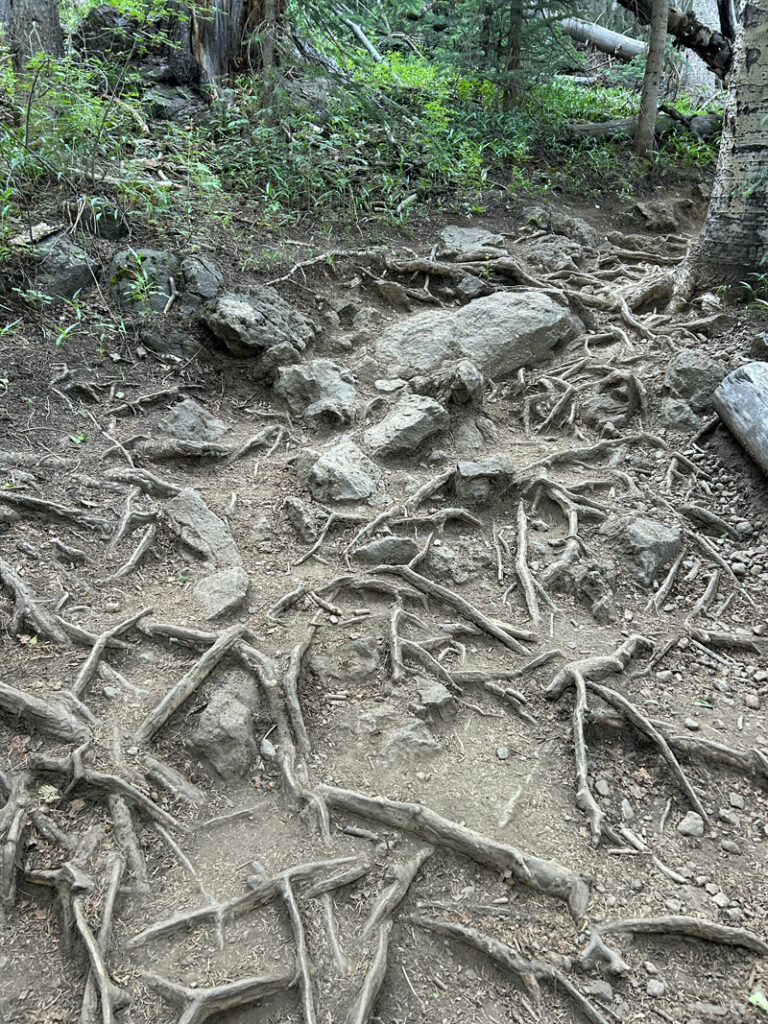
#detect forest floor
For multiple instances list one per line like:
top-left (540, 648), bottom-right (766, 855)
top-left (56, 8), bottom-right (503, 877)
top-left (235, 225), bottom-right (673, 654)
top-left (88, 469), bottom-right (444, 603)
top-left (1, 176), bottom-right (768, 1024)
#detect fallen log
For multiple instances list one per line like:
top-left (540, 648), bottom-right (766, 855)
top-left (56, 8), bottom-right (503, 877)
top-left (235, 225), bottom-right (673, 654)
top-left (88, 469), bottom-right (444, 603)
top-left (713, 362), bottom-right (768, 475)
top-left (560, 17), bottom-right (646, 60)
top-left (615, 0), bottom-right (732, 77)
top-left (563, 114), bottom-right (675, 140)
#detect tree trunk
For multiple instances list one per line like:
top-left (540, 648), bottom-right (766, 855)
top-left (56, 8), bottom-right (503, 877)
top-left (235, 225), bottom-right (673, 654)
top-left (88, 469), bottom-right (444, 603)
top-left (615, 0), bottom-right (732, 76)
top-left (501, 0), bottom-right (523, 110)
top-left (165, 0), bottom-right (285, 93)
top-left (0, 0), bottom-right (63, 68)
top-left (687, 0), bottom-right (768, 285)
top-left (634, 0), bottom-right (669, 157)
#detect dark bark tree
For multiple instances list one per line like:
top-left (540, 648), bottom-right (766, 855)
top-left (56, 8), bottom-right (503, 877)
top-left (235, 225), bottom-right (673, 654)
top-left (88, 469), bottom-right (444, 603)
top-left (165, 0), bottom-right (285, 93)
top-left (634, 0), bottom-right (668, 157)
top-left (0, 0), bottom-right (63, 68)
top-left (501, 0), bottom-right (523, 109)
top-left (616, 0), bottom-right (732, 76)
top-left (686, 0), bottom-right (768, 285)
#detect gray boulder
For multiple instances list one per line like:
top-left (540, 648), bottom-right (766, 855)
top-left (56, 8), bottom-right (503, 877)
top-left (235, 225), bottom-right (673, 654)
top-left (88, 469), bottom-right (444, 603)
top-left (179, 255), bottom-right (224, 312)
top-left (108, 248), bottom-right (180, 313)
top-left (66, 196), bottom-right (128, 239)
top-left (193, 567), bottom-right (249, 619)
top-left (379, 721), bottom-right (440, 760)
top-left (678, 811), bottom-right (705, 838)
top-left (454, 455), bottom-right (515, 504)
top-left (550, 211), bottom-right (599, 248)
top-left (665, 350), bottom-right (727, 412)
top-left (456, 275), bottom-right (489, 302)
top-left (526, 234), bottom-right (584, 273)
top-left (186, 673), bottom-right (259, 780)
top-left (144, 84), bottom-right (197, 121)
top-left (411, 678), bottom-right (454, 722)
top-left (283, 496), bottom-right (318, 543)
top-left (364, 394), bottom-right (449, 457)
top-left (373, 292), bottom-right (581, 381)
top-left (355, 536), bottom-right (419, 566)
top-left (440, 226), bottom-right (505, 252)
top-left (275, 359), bottom-right (358, 424)
top-left (661, 396), bottom-right (703, 432)
top-left (158, 399), bottom-right (228, 442)
top-left (309, 438), bottom-right (386, 504)
top-left (201, 288), bottom-right (315, 371)
top-left (166, 488), bottom-right (241, 565)
top-left (310, 638), bottom-right (380, 685)
top-left (33, 232), bottom-right (97, 303)
top-left (599, 513), bottom-right (682, 586)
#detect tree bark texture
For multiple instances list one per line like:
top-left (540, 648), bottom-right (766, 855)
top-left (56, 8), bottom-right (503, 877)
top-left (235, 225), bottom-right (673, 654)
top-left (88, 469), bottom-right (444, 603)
top-left (0, 0), bottom-right (63, 67)
top-left (615, 0), bottom-right (732, 76)
top-left (502, 0), bottom-right (523, 109)
top-left (165, 0), bottom-right (285, 91)
top-left (634, 0), bottom-right (669, 156)
top-left (689, 0), bottom-right (768, 284)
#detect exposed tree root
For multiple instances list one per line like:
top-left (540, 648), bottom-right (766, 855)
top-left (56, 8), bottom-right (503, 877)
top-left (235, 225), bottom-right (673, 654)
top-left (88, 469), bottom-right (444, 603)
top-left (0, 771), bottom-right (29, 910)
top-left (295, 511), bottom-right (367, 566)
top-left (0, 491), bottom-right (111, 535)
top-left (410, 917), bottom-right (610, 1024)
top-left (361, 846), bottom-right (433, 940)
top-left (128, 856), bottom-right (360, 947)
top-left (72, 608), bottom-right (152, 698)
top-left (585, 707), bottom-right (768, 780)
top-left (347, 918), bottom-right (393, 1024)
top-left (73, 887), bottom-right (130, 1024)
top-left (317, 785), bottom-right (590, 921)
top-left (80, 854), bottom-right (125, 1024)
top-left (278, 873), bottom-right (316, 1024)
top-left (545, 636), bottom-right (708, 832)
top-left (370, 564), bottom-right (532, 654)
top-left (136, 624), bottom-right (245, 744)
top-left (26, 748), bottom-right (182, 832)
top-left (283, 630), bottom-right (315, 756)
top-left (0, 557), bottom-right (72, 646)
top-left (0, 681), bottom-right (91, 744)
top-left (598, 915), bottom-right (768, 955)
top-left (104, 525), bottom-right (157, 580)
top-left (105, 466), bottom-right (182, 497)
top-left (145, 970), bottom-right (295, 1024)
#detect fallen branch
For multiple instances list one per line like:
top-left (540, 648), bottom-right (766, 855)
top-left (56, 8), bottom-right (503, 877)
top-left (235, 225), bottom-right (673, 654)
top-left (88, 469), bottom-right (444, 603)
top-left (347, 919), bottom-right (393, 1024)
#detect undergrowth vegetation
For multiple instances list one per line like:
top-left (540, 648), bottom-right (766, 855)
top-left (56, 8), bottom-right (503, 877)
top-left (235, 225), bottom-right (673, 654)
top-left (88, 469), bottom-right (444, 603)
top-left (0, 8), bottom-right (723, 261)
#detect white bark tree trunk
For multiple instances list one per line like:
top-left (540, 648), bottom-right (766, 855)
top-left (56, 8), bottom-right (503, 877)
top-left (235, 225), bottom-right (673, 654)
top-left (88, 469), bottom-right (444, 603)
top-left (634, 0), bottom-right (669, 157)
top-left (690, 0), bottom-right (768, 284)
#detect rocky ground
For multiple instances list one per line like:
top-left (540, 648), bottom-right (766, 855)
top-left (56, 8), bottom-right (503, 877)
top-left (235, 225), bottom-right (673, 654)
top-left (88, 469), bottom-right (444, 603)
top-left (1, 190), bottom-right (768, 1024)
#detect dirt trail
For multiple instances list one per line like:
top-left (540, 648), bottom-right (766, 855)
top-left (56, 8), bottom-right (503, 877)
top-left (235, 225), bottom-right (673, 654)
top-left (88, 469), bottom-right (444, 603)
top-left (1, 195), bottom-right (767, 1024)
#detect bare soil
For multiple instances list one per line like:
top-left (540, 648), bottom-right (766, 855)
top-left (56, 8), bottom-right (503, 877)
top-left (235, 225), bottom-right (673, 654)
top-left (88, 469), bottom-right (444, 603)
top-left (1, 189), bottom-right (767, 1024)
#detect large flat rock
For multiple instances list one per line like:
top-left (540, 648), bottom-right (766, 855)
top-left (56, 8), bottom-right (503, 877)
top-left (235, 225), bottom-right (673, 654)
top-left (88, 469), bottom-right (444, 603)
top-left (166, 488), bottom-right (241, 565)
top-left (372, 292), bottom-right (581, 380)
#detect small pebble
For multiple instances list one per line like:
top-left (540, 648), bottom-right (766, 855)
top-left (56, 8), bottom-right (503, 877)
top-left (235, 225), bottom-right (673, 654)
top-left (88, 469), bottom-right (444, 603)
top-left (655, 670), bottom-right (673, 684)
top-left (644, 961), bottom-right (658, 975)
top-left (595, 778), bottom-right (611, 797)
top-left (705, 882), bottom-right (720, 895)
top-left (664, 898), bottom-right (683, 913)
top-left (621, 798), bottom-right (634, 822)
top-left (496, 746), bottom-right (510, 761)
top-left (684, 718), bottom-right (700, 731)
top-left (646, 979), bottom-right (666, 998)
top-left (712, 891), bottom-right (730, 909)
top-left (260, 737), bottom-right (277, 760)
top-left (102, 686), bottom-right (120, 698)
top-left (718, 808), bottom-right (740, 826)
top-left (745, 693), bottom-right (760, 709)
top-left (721, 840), bottom-right (741, 855)
top-left (728, 792), bottom-right (745, 809)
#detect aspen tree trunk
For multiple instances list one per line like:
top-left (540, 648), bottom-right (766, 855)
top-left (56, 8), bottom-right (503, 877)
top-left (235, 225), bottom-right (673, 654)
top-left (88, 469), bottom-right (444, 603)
top-left (688, 0), bottom-right (768, 284)
top-left (634, 0), bottom-right (669, 157)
